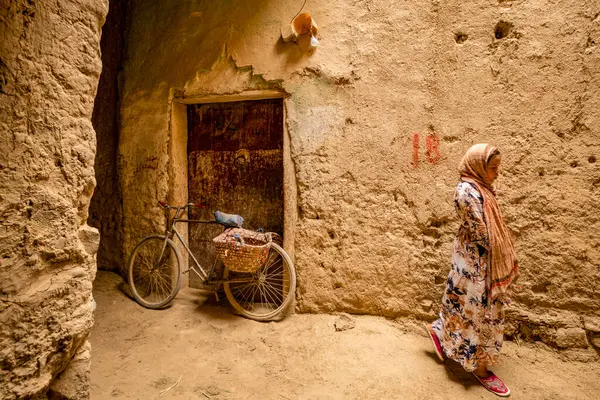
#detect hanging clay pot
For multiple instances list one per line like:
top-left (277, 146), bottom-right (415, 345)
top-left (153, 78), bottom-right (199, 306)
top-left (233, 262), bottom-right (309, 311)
top-left (281, 12), bottom-right (319, 46)
top-left (292, 13), bottom-right (318, 36)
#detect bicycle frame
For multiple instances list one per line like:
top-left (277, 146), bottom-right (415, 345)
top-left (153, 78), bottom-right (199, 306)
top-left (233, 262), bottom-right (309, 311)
top-left (161, 204), bottom-right (254, 286)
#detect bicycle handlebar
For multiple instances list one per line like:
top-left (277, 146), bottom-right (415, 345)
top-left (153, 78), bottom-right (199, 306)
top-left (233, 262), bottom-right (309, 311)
top-left (158, 201), bottom-right (207, 209)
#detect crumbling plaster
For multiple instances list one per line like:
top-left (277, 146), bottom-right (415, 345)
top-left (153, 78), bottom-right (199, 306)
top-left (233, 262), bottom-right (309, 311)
top-left (0, 0), bottom-right (108, 398)
top-left (118, 0), bottom-right (600, 350)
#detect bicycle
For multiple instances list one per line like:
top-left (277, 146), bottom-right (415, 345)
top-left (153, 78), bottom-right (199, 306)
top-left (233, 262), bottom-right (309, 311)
top-left (127, 201), bottom-right (296, 321)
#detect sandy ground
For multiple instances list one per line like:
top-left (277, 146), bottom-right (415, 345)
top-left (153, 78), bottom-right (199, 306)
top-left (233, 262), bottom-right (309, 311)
top-left (90, 271), bottom-right (599, 400)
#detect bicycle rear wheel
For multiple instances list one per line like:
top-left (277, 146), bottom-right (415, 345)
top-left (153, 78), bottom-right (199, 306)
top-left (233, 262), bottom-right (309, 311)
top-left (223, 242), bottom-right (296, 321)
top-left (128, 235), bottom-right (182, 309)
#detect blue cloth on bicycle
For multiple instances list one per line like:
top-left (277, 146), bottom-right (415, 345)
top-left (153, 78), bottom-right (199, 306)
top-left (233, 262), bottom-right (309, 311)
top-left (213, 211), bottom-right (244, 227)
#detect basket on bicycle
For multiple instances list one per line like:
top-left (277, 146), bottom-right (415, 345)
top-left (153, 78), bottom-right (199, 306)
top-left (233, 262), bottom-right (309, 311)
top-left (213, 228), bottom-right (272, 273)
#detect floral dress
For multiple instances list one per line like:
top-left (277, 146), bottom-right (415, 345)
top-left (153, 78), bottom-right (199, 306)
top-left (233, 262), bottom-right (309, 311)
top-left (432, 182), bottom-right (504, 372)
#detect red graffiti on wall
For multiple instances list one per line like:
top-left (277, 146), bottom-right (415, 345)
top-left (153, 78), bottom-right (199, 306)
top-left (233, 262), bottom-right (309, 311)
top-left (412, 132), bottom-right (441, 167)
top-left (426, 134), bottom-right (441, 164)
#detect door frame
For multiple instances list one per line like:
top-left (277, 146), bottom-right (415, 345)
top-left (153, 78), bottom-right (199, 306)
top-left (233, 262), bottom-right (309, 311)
top-left (167, 90), bottom-right (296, 288)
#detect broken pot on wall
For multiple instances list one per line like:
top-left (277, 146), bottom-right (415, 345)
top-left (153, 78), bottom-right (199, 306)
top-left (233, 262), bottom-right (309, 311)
top-left (281, 12), bottom-right (320, 49)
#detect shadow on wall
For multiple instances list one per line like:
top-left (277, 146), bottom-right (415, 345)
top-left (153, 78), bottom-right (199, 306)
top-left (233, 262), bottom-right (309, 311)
top-left (275, 33), bottom-right (318, 64)
top-left (89, 0), bottom-right (129, 274)
top-left (122, 0), bottom-right (310, 92)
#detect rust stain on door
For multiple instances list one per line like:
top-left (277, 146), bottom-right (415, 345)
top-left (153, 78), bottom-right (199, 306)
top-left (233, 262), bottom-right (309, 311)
top-left (187, 99), bottom-right (284, 288)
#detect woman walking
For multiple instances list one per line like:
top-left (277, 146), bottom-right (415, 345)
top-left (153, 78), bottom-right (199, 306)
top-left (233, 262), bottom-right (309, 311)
top-left (425, 143), bottom-right (519, 397)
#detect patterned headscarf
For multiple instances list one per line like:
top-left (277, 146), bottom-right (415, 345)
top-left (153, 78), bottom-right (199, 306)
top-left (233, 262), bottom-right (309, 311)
top-left (459, 143), bottom-right (519, 303)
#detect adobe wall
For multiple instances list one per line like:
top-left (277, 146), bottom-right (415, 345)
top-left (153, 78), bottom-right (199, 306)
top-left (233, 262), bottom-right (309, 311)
top-left (0, 0), bottom-right (107, 398)
top-left (118, 0), bottom-right (600, 351)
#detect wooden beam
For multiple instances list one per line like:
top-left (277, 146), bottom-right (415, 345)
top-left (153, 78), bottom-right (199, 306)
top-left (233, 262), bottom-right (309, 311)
top-left (173, 90), bottom-right (288, 105)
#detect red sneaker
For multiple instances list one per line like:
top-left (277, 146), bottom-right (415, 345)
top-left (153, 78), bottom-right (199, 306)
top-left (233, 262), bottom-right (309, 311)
top-left (423, 323), bottom-right (444, 362)
top-left (473, 372), bottom-right (511, 397)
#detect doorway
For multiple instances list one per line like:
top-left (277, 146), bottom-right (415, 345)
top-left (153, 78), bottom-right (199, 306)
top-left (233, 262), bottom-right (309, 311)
top-left (186, 99), bottom-right (284, 288)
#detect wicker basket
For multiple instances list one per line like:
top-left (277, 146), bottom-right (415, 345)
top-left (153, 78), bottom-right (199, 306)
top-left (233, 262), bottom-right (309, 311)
top-left (213, 228), bottom-right (272, 273)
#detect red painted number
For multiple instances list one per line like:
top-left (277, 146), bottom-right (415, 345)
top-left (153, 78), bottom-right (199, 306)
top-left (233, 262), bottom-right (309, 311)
top-left (412, 132), bottom-right (440, 167)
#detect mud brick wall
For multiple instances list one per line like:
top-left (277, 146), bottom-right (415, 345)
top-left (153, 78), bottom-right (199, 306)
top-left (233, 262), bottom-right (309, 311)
top-left (0, 0), bottom-right (107, 398)
top-left (117, 0), bottom-right (599, 351)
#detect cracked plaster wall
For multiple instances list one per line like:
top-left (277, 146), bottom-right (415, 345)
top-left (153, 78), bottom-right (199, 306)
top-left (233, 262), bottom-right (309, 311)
top-left (118, 0), bottom-right (600, 352)
top-left (0, 0), bottom-right (107, 398)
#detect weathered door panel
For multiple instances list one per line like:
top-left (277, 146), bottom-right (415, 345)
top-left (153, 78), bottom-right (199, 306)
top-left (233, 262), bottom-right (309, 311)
top-left (187, 99), bottom-right (283, 288)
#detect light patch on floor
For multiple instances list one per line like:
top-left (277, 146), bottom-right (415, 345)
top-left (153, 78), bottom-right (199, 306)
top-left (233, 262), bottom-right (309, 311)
top-left (91, 271), bottom-right (599, 399)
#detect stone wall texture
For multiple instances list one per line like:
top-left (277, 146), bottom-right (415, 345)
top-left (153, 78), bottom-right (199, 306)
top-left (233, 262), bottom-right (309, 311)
top-left (0, 0), bottom-right (107, 398)
top-left (117, 0), bottom-right (600, 350)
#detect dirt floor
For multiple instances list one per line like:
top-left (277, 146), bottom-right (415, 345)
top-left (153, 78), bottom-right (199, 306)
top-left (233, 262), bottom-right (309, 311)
top-left (90, 271), bottom-right (599, 400)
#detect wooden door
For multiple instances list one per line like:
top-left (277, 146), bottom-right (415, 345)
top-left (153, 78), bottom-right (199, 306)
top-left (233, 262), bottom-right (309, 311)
top-left (187, 99), bottom-right (284, 288)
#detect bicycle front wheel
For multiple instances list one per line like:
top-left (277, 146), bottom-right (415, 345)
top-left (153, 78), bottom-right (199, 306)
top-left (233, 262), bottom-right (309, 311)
top-left (223, 242), bottom-right (296, 321)
top-left (127, 235), bottom-right (182, 309)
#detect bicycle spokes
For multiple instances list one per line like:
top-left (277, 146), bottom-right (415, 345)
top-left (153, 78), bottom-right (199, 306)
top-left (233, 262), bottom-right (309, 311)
top-left (223, 243), bottom-right (295, 320)
top-left (128, 236), bottom-right (181, 309)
